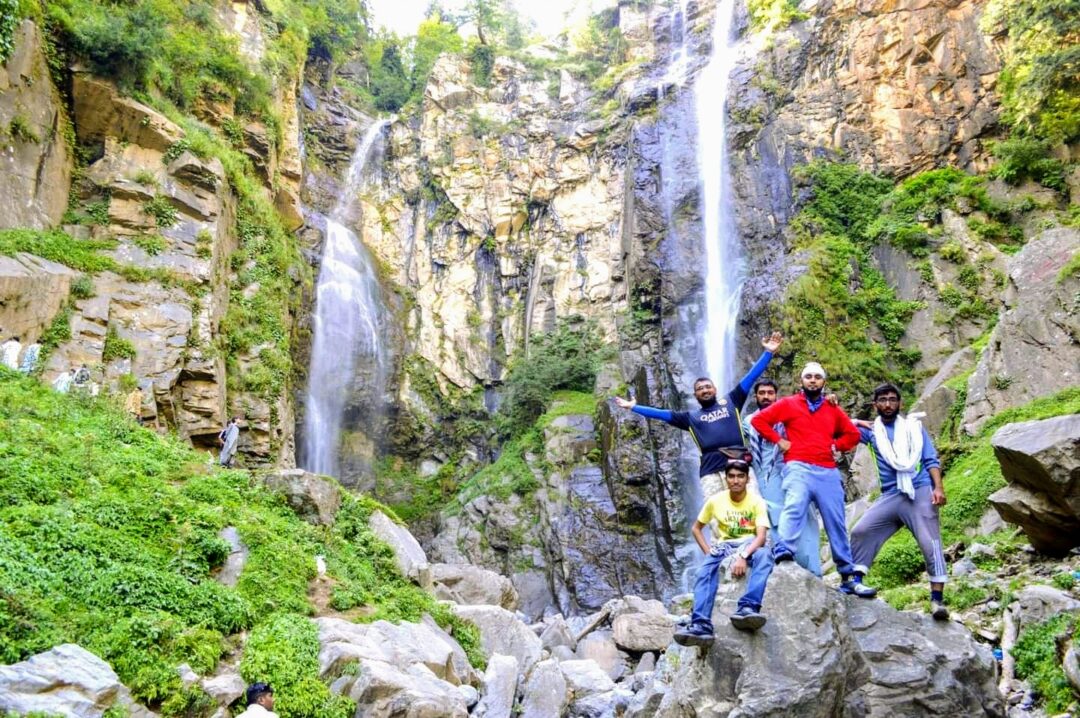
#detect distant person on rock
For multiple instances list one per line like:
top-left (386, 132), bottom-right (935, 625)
top-left (675, 459), bottom-right (774, 646)
top-left (72, 364), bottom-right (91, 394)
top-left (743, 378), bottom-right (822, 576)
top-left (236, 683), bottom-right (277, 718)
top-left (613, 332), bottom-right (784, 497)
top-left (219, 416), bottom-right (240, 468)
top-left (52, 368), bottom-right (76, 394)
top-left (750, 362), bottom-right (877, 598)
top-left (1, 334), bottom-right (22, 370)
top-left (18, 342), bottom-right (40, 374)
top-left (850, 383), bottom-right (949, 619)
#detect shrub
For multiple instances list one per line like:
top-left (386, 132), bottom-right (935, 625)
top-left (8, 114), bottom-right (39, 144)
top-left (747, 0), bottom-right (809, 31)
top-left (102, 326), bottom-right (136, 361)
top-left (0, 0), bottom-right (20, 62)
top-left (990, 137), bottom-right (1068, 191)
top-left (71, 274), bottom-right (95, 299)
top-left (133, 234), bottom-right (168, 256)
top-left (143, 196), bottom-right (179, 229)
top-left (500, 320), bottom-right (606, 435)
top-left (1012, 614), bottom-right (1079, 713)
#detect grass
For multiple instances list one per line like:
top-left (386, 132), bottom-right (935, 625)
top-left (0, 370), bottom-right (482, 717)
top-left (1012, 614), bottom-right (1079, 714)
top-left (867, 387), bottom-right (1080, 589)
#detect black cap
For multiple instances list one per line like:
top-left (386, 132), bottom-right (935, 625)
top-left (246, 683), bottom-right (272, 706)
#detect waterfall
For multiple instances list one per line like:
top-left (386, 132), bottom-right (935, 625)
top-left (302, 120), bottom-right (390, 478)
top-left (695, 0), bottom-right (743, 390)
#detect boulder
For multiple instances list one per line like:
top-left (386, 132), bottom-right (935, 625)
top-left (261, 469), bottom-right (342, 526)
top-left (571, 688), bottom-right (634, 718)
top-left (430, 563), bottom-right (518, 610)
top-left (988, 415), bottom-right (1080, 554)
top-left (331, 659), bottom-right (468, 718)
top-left (473, 654), bottom-right (518, 718)
top-left (200, 673), bottom-right (245, 706)
top-left (539, 615), bottom-right (577, 652)
top-left (0, 644), bottom-right (154, 718)
top-left (315, 617), bottom-right (473, 686)
top-left (544, 413), bottom-right (598, 466)
top-left (611, 612), bottom-right (674, 652)
top-left (629, 564), bottom-right (1003, 717)
top-left (558, 659), bottom-right (615, 695)
top-left (519, 659), bottom-right (568, 718)
top-left (368, 510), bottom-right (432, 589)
top-left (0, 253), bottom-right (76, 345)
top-left (450, 605), bottom-right (543, 676)
top-left (575, 633), bottom-right (627, 681)
top-left (1011, 585), bottom-right (1080, 629)
top-left (214, 526), bottom-right (247, 588)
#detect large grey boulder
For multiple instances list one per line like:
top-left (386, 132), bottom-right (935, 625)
top-left (988, 414), bottom-right (1080, 554)
top-left (519, 659), bottom-right (568, 718)
top-left (964, 228), bottom-right (1080, 433)
top-left (330, 659), bottom-right (468, 718)
top-left (558, 659), bottom-right (614, 695)
top-left (575, 632), bottom-right (628, 681)
top-left (1012, 585), bottom-right (1080, 629)
top-left (261, 469), bottom-right (341, 526)
top-left (611, 612), bottom-right (674, 652)
top-left (200, 672), bottom-right (245, 706)
top-left (315, 617), bottom-right (474, 686)
top-left (451, 605), bottom-right (543, 676)
top-left (0, 644), bottom-right (154, 718)
top-left (629, 564), bottom-right (1003, 717)
top-left (431, 563), bottom-right (519, 610)
top-left (473, 654), bottom-right (518, 718)
top-left (368, 510), bottom-right (432, 589)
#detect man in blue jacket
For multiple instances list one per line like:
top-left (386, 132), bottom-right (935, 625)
top-left (850, 383), bottom-right (949, 619)
top-left (613, 332), bottom-right (783, 497)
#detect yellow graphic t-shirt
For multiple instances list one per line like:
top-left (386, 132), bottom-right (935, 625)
top-left (697, 491), bottom-right (770, 542)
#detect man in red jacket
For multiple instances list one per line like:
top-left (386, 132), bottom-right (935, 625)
top-left (750, 362), bottom-right (877, 598)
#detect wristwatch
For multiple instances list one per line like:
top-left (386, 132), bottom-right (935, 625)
top-left (737, 548), bottom-right (749, 560)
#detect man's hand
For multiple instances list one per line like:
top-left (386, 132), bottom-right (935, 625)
top-left (613, 396), bottom-right (636, 410)
top-left (932, 487), bottom-right (947, 506)
top-left (853, 418), bottom-right (873, 429)
top-left (778, 438), bottom-right (792, 453)
top-left (761, 331), bottom-right (783, 353)
top-left (731, 556), bottom-right (748, 577)
top-left (826, 393), bottom-right (840, 406)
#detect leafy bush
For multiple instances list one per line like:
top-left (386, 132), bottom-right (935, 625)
top-left (0, 0), bottom-right (21, 62)
top-left (71, 274), bottom-right (95, 299)
top-left (143, 196), bottom-right (179, 229)
top-left (747, 0), bottom-right (809, 31)
top-left (102, 326), bottom-right (137, 361)
top-left (500, 320), bottom-right (606, 435)
top-left (1012, 614), bottom-right (1079, 713)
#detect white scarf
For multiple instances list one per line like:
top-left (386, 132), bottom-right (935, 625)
top-left (872, 413), bottom-right (924, 500)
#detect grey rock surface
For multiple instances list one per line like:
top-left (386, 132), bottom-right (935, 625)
top-left (261, 469), bottom-right (342, 526)
top-left (451, 605), bottom-right (543, 677)
top-left (368, 509), bottom-right (432, 589)
top-left (473, 654), bottom-right (518, 718)
top-left (431, 563), bottom-right (519, 610)
top-left (989, 414), bottom-right (1080, 554)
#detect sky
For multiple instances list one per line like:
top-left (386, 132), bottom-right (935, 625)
top-left (366, 0), bottom-right (608, 39)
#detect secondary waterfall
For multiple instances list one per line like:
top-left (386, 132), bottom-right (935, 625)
top-left (696, 0), bottom-right (743, 390)
top-left (302, 119), bottom-right (390, 478)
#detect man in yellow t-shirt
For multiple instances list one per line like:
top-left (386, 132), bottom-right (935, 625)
top-left (674, 459), bottom-right (774, 646)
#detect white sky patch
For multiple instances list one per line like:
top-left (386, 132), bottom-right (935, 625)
top-left (366, 0), bottom-right (617, 39)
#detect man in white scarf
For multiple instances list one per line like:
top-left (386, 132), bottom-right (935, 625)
top-left (849, 383), bottom-right (949, 619)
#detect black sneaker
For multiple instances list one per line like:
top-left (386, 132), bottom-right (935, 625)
top-left (730, 606), bottom-right (766, 631)
top-left (839, 578), bottom-right (878, 598)
top-left (774, 551), bottom-right (794, 563)
top-left (673, 624), bottom-right (715, 647)
top-left (930, 600), bottom-right (949, 620)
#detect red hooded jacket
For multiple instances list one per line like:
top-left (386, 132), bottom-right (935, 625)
top-left (749, 392), bottom-right (861, 469)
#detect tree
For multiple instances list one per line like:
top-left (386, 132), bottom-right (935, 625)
top-left (410, 14), bottom-right (463, 100)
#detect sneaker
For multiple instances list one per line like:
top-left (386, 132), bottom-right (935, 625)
top-left (730, 606), bottom-right (767, 631)
top-left (839, 578), bottom-right (878, 598)
top-left (673, 624), bottom-right (715, 647)
top-left (930, 600), bottom-right (949, 621)
top-left (774, 551), bottom-right (794, 564)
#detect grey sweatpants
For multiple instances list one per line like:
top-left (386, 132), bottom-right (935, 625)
top-left (850, 485), bottom-right (948, 583)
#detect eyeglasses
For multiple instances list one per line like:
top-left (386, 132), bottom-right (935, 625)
top-left (874, 397), bottom-right (900, 404)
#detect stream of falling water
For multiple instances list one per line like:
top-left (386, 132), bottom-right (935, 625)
top-left (301, 119), bottom-right (390, 478)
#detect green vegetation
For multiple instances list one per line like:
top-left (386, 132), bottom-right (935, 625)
top-left (867, 387), bottom-right (1080, 588)
top-left (779, 162), bottom-right (923, 403)
top-left (0, 228), bottom-right (117, 273)
top-left (143, 196), bottom-right (179, 229)
top-left (102, 326), bottom-right (136, 361)
top-left (71, 274), bottom-right (95, 299)
top-left (8, 114), bottom-right (40, 144)
top-left (1058, 251), bottom-right (1080, 283)
top-left (0, 370), bottom-right (483, 716)
top-left (747, 0), bottom-right (809, 31)
top-left (1012, 614), bottom-right (1079, 713)
top-left (0, 0), bottom-right (22, 62)
top-left (500, 319), bottom-right (607, 435)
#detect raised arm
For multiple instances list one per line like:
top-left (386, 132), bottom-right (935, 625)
top-left (732, 332), bottom-right (783, 399)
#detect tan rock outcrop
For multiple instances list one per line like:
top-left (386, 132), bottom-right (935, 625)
top-left (0, 21), bottom-right (73, 229)
top-left (0, 253), bottom-right (75, 343)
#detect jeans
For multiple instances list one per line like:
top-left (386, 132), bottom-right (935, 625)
top-left (758, 466), bottom-right (822, 577)
top-left (690, 538), bottom-right (775, 631)
top-left (773, 461), bottom-right (855, 577)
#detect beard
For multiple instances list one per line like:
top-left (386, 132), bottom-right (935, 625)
top-left (698, 396), bottom-right (718, 408)
top-left (803, 386), bottom-right (823, 401)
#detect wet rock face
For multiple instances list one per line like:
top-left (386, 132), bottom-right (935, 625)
top-left (989, 414), bottom-right (1080, 555)
top-left (0, 21), bottom-right (74, 230)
